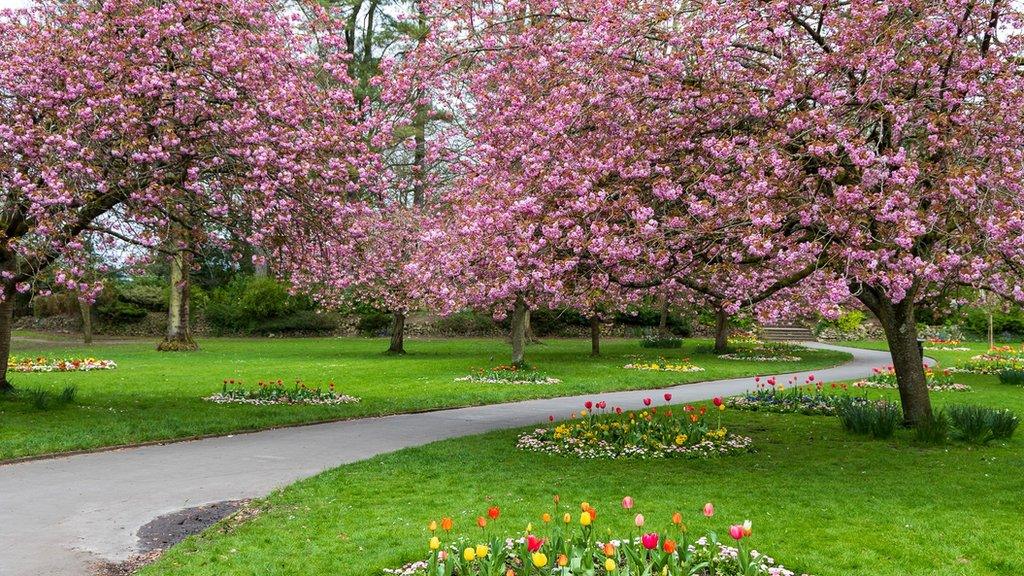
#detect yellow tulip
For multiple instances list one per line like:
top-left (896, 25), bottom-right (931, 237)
top-left (605, 558), bottom-right (617, 572)
top-left (563, 512), bottom-right (572, 524)
top-left (532, 552), bottom-right (548, 568)
top-left (580, 501), bottom-right (590, 511)
top-left (580, 511), bottom-right (592, 526)
top-left (526, 522), bottom-right (533, 533)
top-left (428, 520), bottom-right (437, 532)
top-left (475, 544), bottom-right (489, 558)
top-left (429, 537), bottom-right (440, 551)
top-left (463, 547), bottom-right (476, 562)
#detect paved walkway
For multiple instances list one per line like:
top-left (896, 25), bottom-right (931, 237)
top-left (0, 343), bottom-right (897, 576)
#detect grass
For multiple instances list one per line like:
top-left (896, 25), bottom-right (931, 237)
top-left (139, 359), bottom-right (1024, 576)
top-left (0, 333), bottom-right (848, 461)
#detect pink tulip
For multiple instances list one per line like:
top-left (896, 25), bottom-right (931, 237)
top-left (634, 513), bottom-right (645, 527)
top-left (703, 503), bottom-right (714, 517)
top-left (621, 496), bottom-right (634, 510)
top-left (641, 533), bottom-right (659, 550)
top-left (729, 525), bottom-right (744, 540)
top-left (808, 374), bottom-right (815, 381)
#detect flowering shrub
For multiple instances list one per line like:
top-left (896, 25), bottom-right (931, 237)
top-left (205, 379), bottom-right (359, 405)
top-left (517, 396), bottom-right (750, 459)
top-left (853, 366), bottom-right (972, 392)
top-left (9, 356), bottom-right (117, 373)
top-left (954, 347), bottom-right (1024, 374)
top-left (386, 499), bottom-right (811, 576)
top-left (456, 365), bottom-right (562, 385)
top-left (623, 360), bottom-right (704, 373)
top-left (727, 376), bottom-right (868, 415)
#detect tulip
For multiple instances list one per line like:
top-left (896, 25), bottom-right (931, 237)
top-left (703, 503), bottom-right (714, 517)
top-left (603, 542), bottom-right (615, 556)
top-left (605, 558), bottom-right (617, 572)
top-left (641, 533), bottom-right (659, 550)
top-left (663, 539), bottom-right (677, 554)
top-left (621, 496), bottom-right (634, 510)
top-left (712, 396), bottom-right (723, 407)
top-left (527, 534), bottom-right (544, 553)
top-left (428, 520), bottom-right (437, 532)
top-left (615, 407), bottom-right (622, 414)
top-left (580, 511), bottom-right (593, 526)
top-left (634, 513), bottom-right (645, 527)
top-left (532, 552), bottom-right (548, 568)
top-left (671, 512), bottom-right (682, 526)
top-left (742, 519), bottom-right (753, 537)
top-left (549, 415), bottom-right (555, 422)
top-left (585, 400), bottom-right (593, 410)
top-left (563, 512), bottom-right (572, 524)
top-left (581, 501), bottom-right (591, 511)
top-left (553, 494), bottom-right (560, 504)
top-left (664, 393), bottom-right (672, 402)
top-left (557, 554), bottom-right (568, 567)
top-left (643, 397), bottom-right (652, 406)
top-left (429, 537), bottom-right (440, 551)
top-left (542, 512), bottom-right (551, 523)
top-left (463, 547), bottom-right (476, 562)
top-left (808, 374), bottom-right (815, 381)
top-left (506, 570), bottom-right (515, 576)
top-left (477, 517), bottom-right (487, 529)
top-left (441, 517), bottom-right (453, 532)
top-left (729, 525), bottom-right (744, 540)
top-left (476, 544), bottom-right (489, 558)
top-left (597, 401), bottom-right (606, 409)
top-left (718, 404), bottom-right (725, 412)
top-left (488, 506), bottom-right (500, 520)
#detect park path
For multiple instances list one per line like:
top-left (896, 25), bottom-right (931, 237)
top-left (0, 342), bottom-right (898, 576)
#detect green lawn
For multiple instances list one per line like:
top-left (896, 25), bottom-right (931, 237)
top-left (139, 342), bottom-right (1024, 576)
top-left (0, 334), bottom-right (848, 460)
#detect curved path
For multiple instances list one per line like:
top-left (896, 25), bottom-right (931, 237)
top-left (0, 342), bottom-right (899, 576)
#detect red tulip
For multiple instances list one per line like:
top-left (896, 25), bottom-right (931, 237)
top-left (808, 374), bottom-right (815, 381)
top-left (488, 506), bottom-right (500, 520)
top-left (712, 397), bottom-right (723, 407)
top-left (615, 407), bottom-right (622, 414)
top-left (663, 393), bottom-right (672, 402)
top-left (643, 397), bottom-right (652, 406)
top-left (641, 533), bottom-right (659, 550)
top-left (584, 401), bottom-right (593, 410)
top-left (549, 415), bottom-right (555, 422)
top-left (526, 534), bottom-right (544, 553)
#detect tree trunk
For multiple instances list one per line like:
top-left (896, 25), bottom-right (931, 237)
top-left (158, 245), bottom-right (198, 351)
top-left (713, 307), bottom-right (730, 354)
top-left (510, 297), bottom-right (529, 366)
top-left (388, 311), bottom-right (406, 355)
top-left (856, 287), bottom-right (932, 426)
top-left (658, 293), bottom-right (669, 335)
top-left (590, 316), bottom-right (601, 357)
top-left (79, 299), bottom-right (93, 345)
top-left (0, 298), bottom-right (13, 392)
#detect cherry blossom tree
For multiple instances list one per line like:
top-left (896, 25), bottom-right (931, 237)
top-left (0, 0), bottom-right (370, 386)
top-left (409, 0), bottom-right (1024, 424)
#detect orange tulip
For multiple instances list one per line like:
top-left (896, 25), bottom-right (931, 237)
top-left (671, 512), bottom-right (682, 526)
top-left (542, 513), bottom-right (551, 523)
top-left (663, 539), bottom-right (677, 554)
top-left (557, 554), bottom-right (568, 567)
top-left (441, 517), bottom-right (453, 532)
top-left (603, 542), bottom-right (615, 556)
top-left (477, 516), bottom-right (487, 529)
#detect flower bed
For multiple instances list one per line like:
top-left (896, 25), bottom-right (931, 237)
top-left (727, 375), bottom-right (873, 415)
top-left (456, 365), bottom-right (562, 385)
top-left (953, 347), bottom-right (1024, 374)
top-left (517, 396), bottom-right (751, 459)
top-left (623, 360), bottom-right (704, 373)
top-left (717, 342), bottom-right (803, 362)
top-left (853, 366), bottom-right (972, 392)
top-left (9, 356), bottom-right (117, 372)
top-left (205, 379), bottom-right (359, 405)
top-left (923, 338), bottom-right (970, 351)
top-left (386, 499), bottom-right (811, 576)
